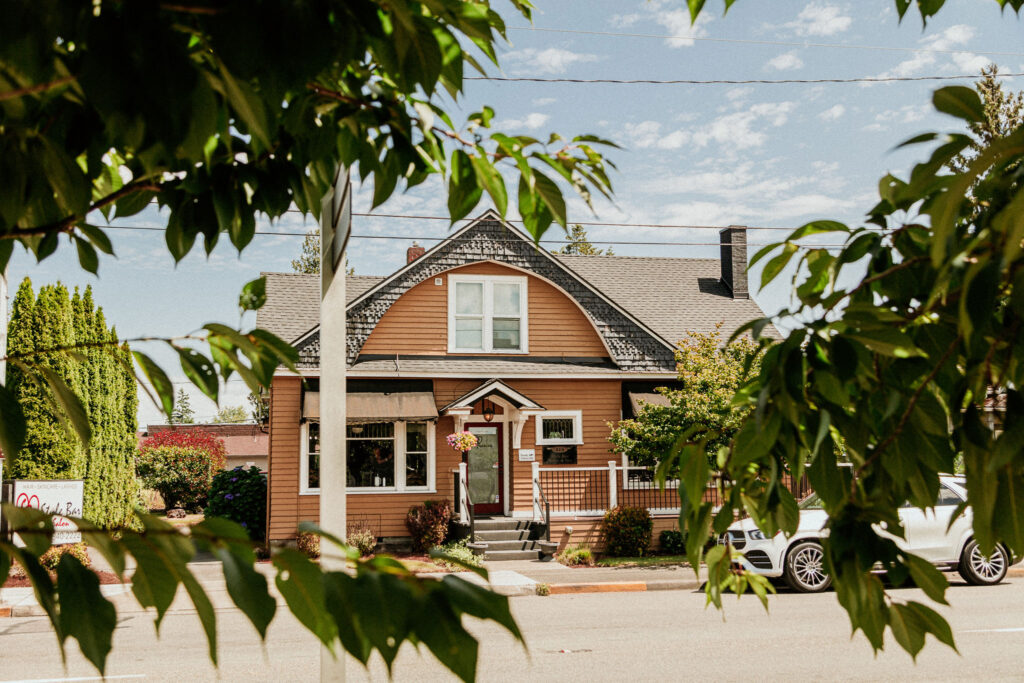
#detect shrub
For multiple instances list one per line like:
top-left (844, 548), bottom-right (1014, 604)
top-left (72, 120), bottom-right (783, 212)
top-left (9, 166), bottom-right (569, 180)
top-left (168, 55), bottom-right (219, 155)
top-left (535, 583), bottom-right (551, 596)
top-left (136, 445), bottom-right (222, 512)
top-left (557, 544), bottom-right (594, 567)
top-left (296, 531), bottom-right (320, 559)
top-left (659, 529), bottom-right (686, 555)
top-left (39, 543), bottom-right (91, 572)
top-left (602, 506), bottom-right (653, 557)
top-left (405, 500), bottom-right (453, 552)
top-left (347, 527), bottom-right (377, 557)
top-left (204, 466), bottom-right (267, 540)
top-left (433, 537), bottom-right (482, 572)
top-left (140, 428), bottom-right (228, 464)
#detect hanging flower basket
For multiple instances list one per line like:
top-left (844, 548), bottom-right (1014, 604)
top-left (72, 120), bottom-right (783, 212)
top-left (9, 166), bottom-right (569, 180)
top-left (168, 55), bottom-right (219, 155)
top-left (446, 431), bottom-right (478, 453)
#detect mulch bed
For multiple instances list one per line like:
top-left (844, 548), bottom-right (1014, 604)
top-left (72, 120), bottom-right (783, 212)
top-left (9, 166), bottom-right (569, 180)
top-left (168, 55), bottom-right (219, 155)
top-left (4, 570), bottom-right (123, 588)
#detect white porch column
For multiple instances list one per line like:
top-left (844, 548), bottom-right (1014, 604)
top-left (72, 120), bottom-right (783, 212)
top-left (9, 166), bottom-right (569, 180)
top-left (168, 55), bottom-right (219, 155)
top-left (608, 460), bottom-right (617, 509)
top-left (458, 462), bottom-right (469, 523)
top-left (531, 461), bottom-right (541, 520)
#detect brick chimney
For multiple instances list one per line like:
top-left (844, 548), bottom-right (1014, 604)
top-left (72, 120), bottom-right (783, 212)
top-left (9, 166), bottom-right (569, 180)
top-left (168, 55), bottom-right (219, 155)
top-left (406, 241), bottom-right (425, 264)
top-left (719, 226), bottom-right (748, 299)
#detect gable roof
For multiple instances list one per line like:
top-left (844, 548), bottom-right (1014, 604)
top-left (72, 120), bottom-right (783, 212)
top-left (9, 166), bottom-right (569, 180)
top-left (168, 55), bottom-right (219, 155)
top-left (553, 255), bottom-right (780, 346)
top-left (335, 210), bottom-right (679, 371)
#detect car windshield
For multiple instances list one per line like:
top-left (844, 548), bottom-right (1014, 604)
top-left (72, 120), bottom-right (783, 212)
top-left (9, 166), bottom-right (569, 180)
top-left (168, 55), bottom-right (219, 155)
top-left (799, 492), bottom-right (824, 510)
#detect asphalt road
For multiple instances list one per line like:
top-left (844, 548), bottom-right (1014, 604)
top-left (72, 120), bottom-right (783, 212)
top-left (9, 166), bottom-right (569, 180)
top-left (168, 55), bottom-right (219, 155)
top-left (3, 577), bottom-right (1024, 682)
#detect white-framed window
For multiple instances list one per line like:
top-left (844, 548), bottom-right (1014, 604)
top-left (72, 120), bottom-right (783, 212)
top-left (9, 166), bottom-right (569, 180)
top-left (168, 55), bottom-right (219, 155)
top-left (300, 420), bottom-right (435, 494)
top-left (535, 410), bottom-right (583, 446)
top-left (300, 421), bottom-right (321, 494)
top-left (448, 274), bottom-right (528, 353)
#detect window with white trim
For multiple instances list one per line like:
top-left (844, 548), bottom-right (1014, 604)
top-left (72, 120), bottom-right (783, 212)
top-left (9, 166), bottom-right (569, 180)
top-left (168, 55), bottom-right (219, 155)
top-left (300, 421), bottom-right (320, 494)
top-left (448, 274), bottom-right (528, 352)
top-left (535, 410), bottom-right (583, 446)
top-left (300, 420), bottom-right (435, 494)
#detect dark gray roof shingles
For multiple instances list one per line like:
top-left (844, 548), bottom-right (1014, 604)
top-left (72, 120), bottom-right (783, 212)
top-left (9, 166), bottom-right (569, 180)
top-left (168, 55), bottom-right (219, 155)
top-left (553, 254), bottom-right (780, 344)
top-left (257, 272), bottom-right (382, 343)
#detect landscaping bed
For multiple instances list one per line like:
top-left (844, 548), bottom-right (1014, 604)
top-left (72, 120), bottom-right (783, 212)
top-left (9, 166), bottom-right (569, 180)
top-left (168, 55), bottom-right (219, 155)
top-left (4, 571), bottom-right (123, 588)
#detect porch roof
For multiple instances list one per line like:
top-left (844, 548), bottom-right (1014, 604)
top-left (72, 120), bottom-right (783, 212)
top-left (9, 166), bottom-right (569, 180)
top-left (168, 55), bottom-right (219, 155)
top-left (440, 379), bottom-right (544, 414)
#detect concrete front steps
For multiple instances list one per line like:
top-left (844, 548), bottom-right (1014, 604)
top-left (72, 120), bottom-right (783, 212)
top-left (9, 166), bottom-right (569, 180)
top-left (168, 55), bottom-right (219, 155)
top-left (470, 517), bottom-right (557, 561)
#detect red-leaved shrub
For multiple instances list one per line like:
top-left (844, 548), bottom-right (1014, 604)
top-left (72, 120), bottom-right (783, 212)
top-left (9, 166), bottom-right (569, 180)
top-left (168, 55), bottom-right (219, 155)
top-left (137, 429), bottom-right (227, 512)
top-left (405, 500), bottom-right (453, 552)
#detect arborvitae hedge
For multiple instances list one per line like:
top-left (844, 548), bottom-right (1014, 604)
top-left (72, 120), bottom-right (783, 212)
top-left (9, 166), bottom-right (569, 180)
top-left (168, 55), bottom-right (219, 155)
top-left (7, 278), bottom-right (139, 529)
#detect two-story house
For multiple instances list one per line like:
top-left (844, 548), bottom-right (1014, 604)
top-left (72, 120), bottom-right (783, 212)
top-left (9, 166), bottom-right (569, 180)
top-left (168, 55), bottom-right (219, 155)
top-left (257, 210), bottom-right (777, 557)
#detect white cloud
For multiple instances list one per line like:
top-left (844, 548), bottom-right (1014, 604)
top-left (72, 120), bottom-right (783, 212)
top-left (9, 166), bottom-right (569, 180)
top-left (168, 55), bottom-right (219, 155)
top-left (725, 87), bottom-right (753, 102)
top-left (873, 24), bottom-right (983, 80)
top-left (503, 47), bottom-right (598, 74)
top-left (496, 112), bottom-right (550, 130)
top-left (623, 120), bottom-right (691, 150)
top-left (783, 3), bottom-right (852, 36)
top-left (766, 51), bottom-right (805, 71)
top-left (612, 0), bottom-right (712, 48)
top-left (769, 193), bottom-right (856, 218)
top-left (818, 104), bottom-right (846, 121)
top-left (532, 97), bottom-right (556, 106)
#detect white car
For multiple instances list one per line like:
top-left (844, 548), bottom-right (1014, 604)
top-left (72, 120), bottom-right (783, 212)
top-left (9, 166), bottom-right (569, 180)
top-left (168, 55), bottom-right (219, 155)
top-left (723, 475), bottom-right (1018, 593)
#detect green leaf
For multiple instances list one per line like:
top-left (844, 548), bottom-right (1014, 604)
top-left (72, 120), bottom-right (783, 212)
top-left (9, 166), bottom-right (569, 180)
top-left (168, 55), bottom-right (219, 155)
top-left (429, 547), bottom-right (487, 578)
top-left (79, 224), bottom-right (115, 256)
top-left (133, 351), bottom-right (175, 416)
top-left (0, 382), bottom-right (27, 462)
top-left (57, 554), bottom-right (116, 673)
top-left (447, 150), bottom-right (483, 223)
top-left (181, 570), bottom-right (219, 665)
top-left (470, 155), bottom-right (508, 216)
top-left (902, 552), bottom-right (949, 605)
top-left (38, 366), bottom-right (92, 447)
top-left (846, 328), bottom-right (925, 358)
top-left (889, 603), bottom-right (926, 659)
top-left (904, 601), bottom-right (957, 652)
top-left (531, 168), bottom-right (567, 229)
top-left (322, 572), bottom-right (371, 664)
top-left (174, 346), bottom-right (219, 402)
top-left (2, 504), bottom-right (55, 555)
top-left (272, 549), bottom-right (337, 648)
top-left (120, 534), bottom-right (182, 628)
top-left (438, 575), bottom-right (523, 642)
top-left (4, 544), bottom-right (63, 644)
top-left (214, 545), bottom-right (276, 640)
top-left (239, 276), bottom-right (267, 312)
top-left (760, 242), bottom-right (798, 289)
top-left (933, 86), bottom-right (985, 122)
top-left (413, 591), bottom-right (479, 683)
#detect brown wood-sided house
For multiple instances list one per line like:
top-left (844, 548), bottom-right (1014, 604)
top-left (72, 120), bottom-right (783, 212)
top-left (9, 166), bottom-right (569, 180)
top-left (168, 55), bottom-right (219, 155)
top-left (258, 210), bottom-right (777, 558)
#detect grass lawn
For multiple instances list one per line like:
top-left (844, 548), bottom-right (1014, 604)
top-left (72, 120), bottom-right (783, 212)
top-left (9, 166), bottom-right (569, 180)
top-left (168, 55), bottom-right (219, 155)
top-left (594, 555), bottom-right (690, 568)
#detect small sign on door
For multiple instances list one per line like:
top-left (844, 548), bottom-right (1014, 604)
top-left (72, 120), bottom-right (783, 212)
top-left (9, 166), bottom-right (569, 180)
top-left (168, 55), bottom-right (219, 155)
top-left (518, 449), bottom-right (536, 462)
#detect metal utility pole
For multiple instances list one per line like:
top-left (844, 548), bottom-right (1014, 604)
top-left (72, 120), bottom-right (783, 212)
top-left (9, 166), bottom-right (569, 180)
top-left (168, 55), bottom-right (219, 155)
top-left (318, 167), bottom-right (351, 681)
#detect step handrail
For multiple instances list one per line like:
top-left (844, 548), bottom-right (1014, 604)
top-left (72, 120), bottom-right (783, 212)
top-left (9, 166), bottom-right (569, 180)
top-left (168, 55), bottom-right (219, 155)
top-left (534, 474), bottom-right (552, 543)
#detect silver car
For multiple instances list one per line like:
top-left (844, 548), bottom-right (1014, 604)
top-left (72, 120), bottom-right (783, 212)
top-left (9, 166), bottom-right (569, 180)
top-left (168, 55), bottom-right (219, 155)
top-left (722, 475), bottom-right (1018, 592)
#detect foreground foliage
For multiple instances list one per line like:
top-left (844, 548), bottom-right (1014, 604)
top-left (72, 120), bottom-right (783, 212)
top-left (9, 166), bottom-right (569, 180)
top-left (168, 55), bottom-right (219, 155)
top-left (0, 506), bottom-right (522, 681)
top-left (663, 84), bottom-right (1024, 658)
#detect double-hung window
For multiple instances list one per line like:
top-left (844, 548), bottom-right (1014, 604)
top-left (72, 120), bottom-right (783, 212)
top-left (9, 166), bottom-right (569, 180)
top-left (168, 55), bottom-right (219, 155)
top-left (448, 274), bottom-right (528, 353)
top-left (300, 420), bottom-right (435, 494)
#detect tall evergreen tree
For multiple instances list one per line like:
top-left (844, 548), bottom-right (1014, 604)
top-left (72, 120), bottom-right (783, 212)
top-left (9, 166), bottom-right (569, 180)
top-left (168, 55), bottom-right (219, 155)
top-left (552, 224), bottom-right (614, 255)
top-left (169, 388), bottom-right (195, 424)
top-left (6, 279), bottom-right (138, 528)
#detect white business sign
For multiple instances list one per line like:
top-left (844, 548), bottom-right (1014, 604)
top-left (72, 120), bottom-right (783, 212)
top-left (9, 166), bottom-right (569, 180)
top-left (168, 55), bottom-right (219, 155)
top-left (12, 479), bottom-right (84, 545)
top-left (518, 449), bottom-right (536, 462)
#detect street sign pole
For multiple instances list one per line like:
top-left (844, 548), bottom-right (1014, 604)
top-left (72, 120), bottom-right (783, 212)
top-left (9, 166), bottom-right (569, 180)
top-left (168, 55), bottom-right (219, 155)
top-left (318, 166), bottom-right (351, 681)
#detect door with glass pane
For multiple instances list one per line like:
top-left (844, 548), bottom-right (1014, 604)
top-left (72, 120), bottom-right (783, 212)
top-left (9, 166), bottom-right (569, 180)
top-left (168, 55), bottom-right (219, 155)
top-left (466, 424), bottom-right (503, 514)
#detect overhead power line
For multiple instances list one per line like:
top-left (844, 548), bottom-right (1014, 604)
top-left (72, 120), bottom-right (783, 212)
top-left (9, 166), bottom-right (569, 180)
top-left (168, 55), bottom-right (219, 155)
top-left (506, 26), bottom-right (1024, 59)
top-left (466, 72), bottom-right (1024, 86)
top-left (97, 224), bottom-right (851, 249)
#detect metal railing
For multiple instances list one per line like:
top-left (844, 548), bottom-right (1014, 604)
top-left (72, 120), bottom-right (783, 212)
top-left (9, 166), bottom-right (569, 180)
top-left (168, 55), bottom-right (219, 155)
top-left (534, 474), bottom-right (552, 543)
top-left (536, 466), bottom-right (610, 515)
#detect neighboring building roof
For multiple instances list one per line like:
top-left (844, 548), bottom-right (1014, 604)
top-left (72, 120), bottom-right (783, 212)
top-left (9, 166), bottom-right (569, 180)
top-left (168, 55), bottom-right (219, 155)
top-left (554, 255), bottom-right (780, 345)
top-left (257, 272), bottom-right (382, 343)
top-left (142, 423), bottom-right (268, 459)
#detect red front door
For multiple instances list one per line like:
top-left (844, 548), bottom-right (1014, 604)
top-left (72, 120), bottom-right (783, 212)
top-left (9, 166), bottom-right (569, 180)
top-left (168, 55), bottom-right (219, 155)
top-left (465, 423), bottom-right (503, 515)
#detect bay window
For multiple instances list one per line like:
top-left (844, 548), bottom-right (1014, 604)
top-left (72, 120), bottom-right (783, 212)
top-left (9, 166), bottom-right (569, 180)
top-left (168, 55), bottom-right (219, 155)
top-left (448, 274), bottom-right (528, 352)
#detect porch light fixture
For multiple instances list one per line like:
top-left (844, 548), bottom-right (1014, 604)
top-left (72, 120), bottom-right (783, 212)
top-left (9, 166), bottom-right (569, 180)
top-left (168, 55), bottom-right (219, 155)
top-left (350, 424), bottom-right (364, 434)
top-left (482, 399), bottom-right (495, 422)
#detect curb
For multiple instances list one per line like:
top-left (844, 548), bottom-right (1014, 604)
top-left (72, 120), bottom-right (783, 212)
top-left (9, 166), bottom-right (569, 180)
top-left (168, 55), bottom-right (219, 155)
top-left (545, 579), bottom-right (700, 595)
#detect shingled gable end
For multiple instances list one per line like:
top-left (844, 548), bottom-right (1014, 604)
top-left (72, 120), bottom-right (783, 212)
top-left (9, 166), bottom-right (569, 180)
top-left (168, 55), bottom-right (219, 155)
top-left (292, 210), bottom-right (680, 372)
top-left (260, 210), bottom-right (780, 554)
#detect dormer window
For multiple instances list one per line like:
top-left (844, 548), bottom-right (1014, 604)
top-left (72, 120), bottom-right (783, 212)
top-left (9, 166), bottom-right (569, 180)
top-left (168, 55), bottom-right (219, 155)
top-left (448, 274), bottom-right (528, 353)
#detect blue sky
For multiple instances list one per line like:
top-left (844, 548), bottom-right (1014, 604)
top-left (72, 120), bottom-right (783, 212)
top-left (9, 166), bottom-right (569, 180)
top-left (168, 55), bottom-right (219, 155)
top-left (9, 0), bottom-right (1024, 425)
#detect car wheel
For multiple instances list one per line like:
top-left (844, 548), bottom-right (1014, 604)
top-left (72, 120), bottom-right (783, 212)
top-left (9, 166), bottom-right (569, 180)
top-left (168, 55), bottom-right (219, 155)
top-left (784, 541), bottom-right (832, 593)
top-left (958, 539), bottom-right (1009, 585)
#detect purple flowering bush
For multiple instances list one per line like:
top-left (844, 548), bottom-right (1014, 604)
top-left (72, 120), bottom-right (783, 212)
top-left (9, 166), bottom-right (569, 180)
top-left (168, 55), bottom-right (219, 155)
top-left (203, 466), bottom-right (267, 541)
